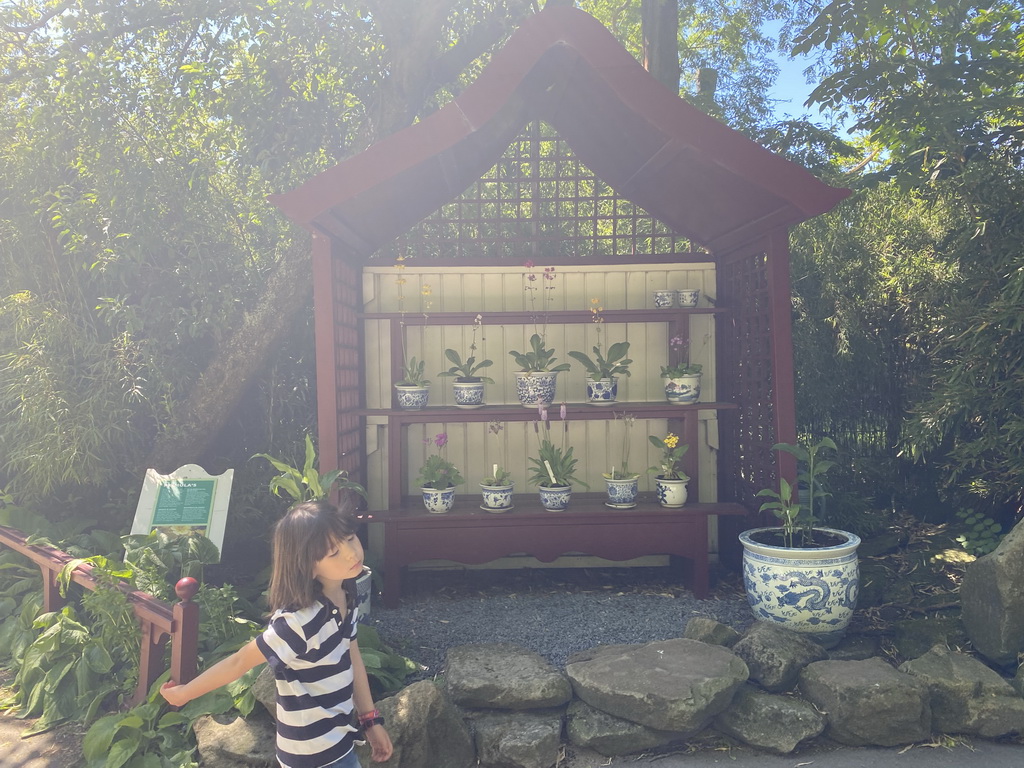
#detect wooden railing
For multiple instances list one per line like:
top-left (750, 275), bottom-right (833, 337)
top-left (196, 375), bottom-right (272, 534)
top-left (0, 524), bottom-right (199, 707)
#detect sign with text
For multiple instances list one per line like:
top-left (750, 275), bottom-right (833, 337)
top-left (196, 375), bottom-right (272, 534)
top-left (131, 465), bottom-right (233, 558)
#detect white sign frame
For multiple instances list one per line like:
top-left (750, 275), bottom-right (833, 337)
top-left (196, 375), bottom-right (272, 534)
top-left (130, 464), bottom-right (234, 558)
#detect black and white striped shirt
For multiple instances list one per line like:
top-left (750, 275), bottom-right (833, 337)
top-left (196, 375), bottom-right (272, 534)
top-left (256, 599), bottom-right (359, 768)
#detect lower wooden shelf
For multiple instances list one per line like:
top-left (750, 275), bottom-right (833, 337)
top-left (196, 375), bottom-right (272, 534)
top-left (366, 497), bottom-right (748, 608)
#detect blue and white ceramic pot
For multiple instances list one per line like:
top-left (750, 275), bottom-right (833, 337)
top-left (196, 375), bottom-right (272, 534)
top-left (676, 288), bottom-right (700, 308)
top-left (604, 476), bottom-right (639, 508)
top-left (515, 371), bottom-right (559, 408)
top-left (452, 380), bottom-right (485, 408)
top-left (654, 476), bottom-right (688, 507)
top-left (740, 527), bottom-right (861, 647)
top-left (420, 485), bottom-right (456, 513)
top-left (395, 383), bottom-right (430, 410)
top-left (479, 481), bottom-right (514, 511)
top-left (586, 377), bottom-right (618, 405)
top-left (652, 289), bottom-right (676, 308)
top-left (538, 484), bottom-right (572, 511)
top-left (663, 374), bottom-right (701, 405)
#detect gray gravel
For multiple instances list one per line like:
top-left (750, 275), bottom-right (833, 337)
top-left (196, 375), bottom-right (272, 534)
top-left (366, 566), bottom-right (754, 677)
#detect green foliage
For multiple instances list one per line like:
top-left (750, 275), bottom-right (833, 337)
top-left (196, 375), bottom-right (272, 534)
top-left (396, 356), bottom-right (430, 387)
top-left (568, 341), bottom-right (632, 381)
top-left (659, 362), bottom-right (703, 377)
top-left (252, 433), bottom-right (367, 504)
top-left (438, 348), bottom-right (494, 382)
top-left (356, 624), bottom-right (423, 700)
top-left (528, 440), bottom-right (587, 489)
top-left (415, 454), bottom-right (465, 491)
top-left (509, 333), bottom-right (571, 373)
top-left (757, 438), bottom-right (838, 548)
top-left (955, 508), bottom-right (1003, 557)
top-left (647, 434), bottom-right (689, 482)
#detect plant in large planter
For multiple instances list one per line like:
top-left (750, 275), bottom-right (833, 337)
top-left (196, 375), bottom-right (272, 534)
top-left (439, 313), bottom-right (493, 408)
top-left (648, 432), bottom-right (690, 507)
top-left (603, 412), bottom-right (640, 507)
top-left (740, 437), bottom-right (860, 647)
top-left (509, 333), bottom-right (570, 408)
top-left (415, 432), bottom-right (464, 513)
top-left (568, 298), bottom-right (632, 405)
top-left (480, 420), bottom-right (514, 512)
top-left (394, 355), bottom-right (431, 410)
top-left (528, 404), bottom-right (588, 510)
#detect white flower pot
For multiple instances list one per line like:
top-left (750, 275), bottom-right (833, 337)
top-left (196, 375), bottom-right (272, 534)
top-left (663, 374), bottom-right (701, 405)
top-left (395, 383), bottom-right (430, 410)
top-left (452, 380), bottom-right (485, 408)
top-left (654, 476), bottom-right (688, 507)
top-left (515, 371), bottom-right (559, 408)
top-left (538, 484), bottom-right (572, 511)
top-left (604, 476), bottom-right (639, 508)
top-left (740, 527), bottom-right (861, 647)
top-left (420, 485), bottom-right (455, 513)
top-left (479, 481), bottom-right (514, 512)
top-left (585, 376), bottom-right (618, 405)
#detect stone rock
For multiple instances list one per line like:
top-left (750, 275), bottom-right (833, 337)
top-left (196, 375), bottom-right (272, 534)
top-left (252, 665), bottom-right (276, 718)
top-left (891, 617), bottom-right (968, 661)
top-left (713, 684), bottom-right (826, 754)
top-left (474, 710), bottom-right (562, 768)
top-left (355, 680), bottom-right (474, 768)
top-left (732, 622), bottom-right (827, 692)
top-left (1015, 665), bottom-right (1024, 698)
top-left (193, 711), bottom-right (277, 768)
top-left (445, 643), bottom-right (572, 710)
top-left (566, 638), bottom-right (748, 732)
top-left (827, 634), bottom-right (881, 661)
top-left (565, 699), bottom-right (681, 756)
top-left (683, 616), bottom-right (742, 647)
top-left (798, 658), bottom-right (931, 746)
top-left (899, 644), bottom-right (1024, 738)
top-left (961, 519), bottom-right (1024, 667)
top-left (566, 644), bottom-right (638, 665)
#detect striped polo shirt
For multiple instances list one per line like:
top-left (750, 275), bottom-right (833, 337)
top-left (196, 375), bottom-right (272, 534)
top-left (256, 598), bottom-right (360, 768)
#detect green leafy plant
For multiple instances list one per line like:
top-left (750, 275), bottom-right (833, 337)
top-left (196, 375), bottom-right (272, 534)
top-left (955, 508), bottom-right (1003, 557)
top-left (356, 624), bottom-right (423, 699)
top-left (252, 434), bottom-right (367, 503)
top-left (396, 356), bottom-right (430, 387)
top-left (660, 361), bottom-right (702, 377)
top-left (569, 340), bottom-right (632, 381)
top-left (756, 437), bottom-right (838, 548)
top-left (481, 421), bottom-right (513, 485)
top-left (439, 314), bottom-right (494, 382)
top-left (648, 433), bottom-right (689, 481)
top-left (528, 406), bottom-right (588, 488)
top-left (416, 433), bottom-right (464, 490)
top-left (508, 333), bottom-right (571, 373)
top-left (604, 412), bottom-right (639, 479)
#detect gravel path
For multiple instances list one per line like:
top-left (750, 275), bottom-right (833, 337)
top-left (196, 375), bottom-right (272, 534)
top-left (366, 565), bottom-right (755, 678)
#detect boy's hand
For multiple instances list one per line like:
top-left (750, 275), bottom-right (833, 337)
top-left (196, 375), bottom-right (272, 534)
top-left (160, 681), bottom-right (192, 708)
top-left (365, 724), bottom-right (393, 762)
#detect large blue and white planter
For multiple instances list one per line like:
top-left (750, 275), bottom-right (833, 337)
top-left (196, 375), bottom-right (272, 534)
top-left (538, 484), bottom-right (572, 511)
top-left (585, 377), bottom-right (618, 405)
top-left (740, 527), bottom-right (861, 647)
top-left (515, 371), bottom-right (560, 408)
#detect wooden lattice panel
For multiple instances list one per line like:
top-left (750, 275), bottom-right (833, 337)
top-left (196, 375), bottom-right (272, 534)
top-left (377, 121), bottom-right (692, 261)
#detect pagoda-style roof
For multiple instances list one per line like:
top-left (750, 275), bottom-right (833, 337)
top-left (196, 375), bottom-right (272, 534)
top-left (269, 6), bottom-right (849, 256)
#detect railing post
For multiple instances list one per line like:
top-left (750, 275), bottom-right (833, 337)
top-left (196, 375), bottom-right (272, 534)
top-left (171, 577), bottom-right (200, 686)
top-left (40, 565), bottom-right (64, 614)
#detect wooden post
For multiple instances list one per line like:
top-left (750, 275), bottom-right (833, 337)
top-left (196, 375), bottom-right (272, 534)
top-left (171, 577), bottom-right (200, 686)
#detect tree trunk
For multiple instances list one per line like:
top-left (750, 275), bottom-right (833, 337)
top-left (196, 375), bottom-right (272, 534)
top-left (642, 0), bottom-right (679, 93)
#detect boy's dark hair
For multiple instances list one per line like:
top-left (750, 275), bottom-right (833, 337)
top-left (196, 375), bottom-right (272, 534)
top-left (267, 499), bottom-right (359, 611)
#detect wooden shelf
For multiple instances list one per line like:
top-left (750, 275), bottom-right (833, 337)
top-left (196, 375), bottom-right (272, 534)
top-left (370, 499), bottom-right (747, 607)
top-left (360, 307), bottom-right (727, 324)
top-left (359, 401), bottom-right (737, 421)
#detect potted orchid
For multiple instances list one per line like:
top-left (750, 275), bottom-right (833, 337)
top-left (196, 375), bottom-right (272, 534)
top-left (439, 314), bottom-right (493, 408)
top-left (527, 404), bottom-right (588, 511)
top-left (568, 298), bottom-right (632, 404)
top-left (602, 412), bottom-right (640, 507)
top-left (480, 421), bottom-right (514, 511)
top-left (648, 432), bottom-right (689, 507)
top-left (415, 433), bottom-right (464, 513)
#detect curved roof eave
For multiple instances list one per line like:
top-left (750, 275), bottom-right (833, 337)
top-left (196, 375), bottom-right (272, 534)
top-left (269, 6), bottom-right (850, 257)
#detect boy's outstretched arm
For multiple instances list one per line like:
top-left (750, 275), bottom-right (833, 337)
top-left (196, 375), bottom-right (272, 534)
top-left (161, 638), bottom-right (266, 707)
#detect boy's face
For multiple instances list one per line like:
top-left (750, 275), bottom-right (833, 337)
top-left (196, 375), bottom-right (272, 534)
top-left (313, 533), bottom-right (364, 583)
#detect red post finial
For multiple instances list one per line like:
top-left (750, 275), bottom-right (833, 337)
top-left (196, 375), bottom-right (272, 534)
top-left (175, 576), bottom-right (200, 602)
